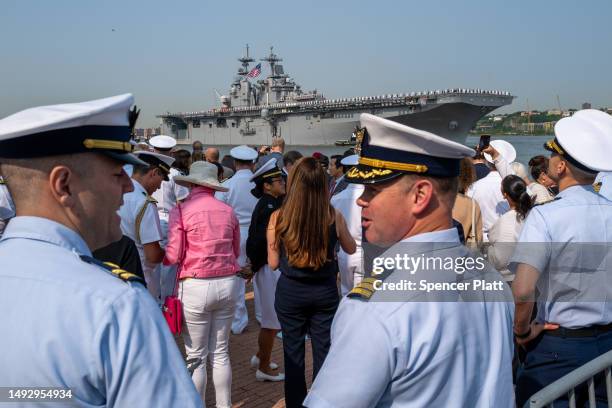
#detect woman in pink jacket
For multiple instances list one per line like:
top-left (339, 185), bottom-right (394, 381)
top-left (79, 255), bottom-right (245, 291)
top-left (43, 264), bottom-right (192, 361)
top-left (164, 161), bottom-right (240, 408)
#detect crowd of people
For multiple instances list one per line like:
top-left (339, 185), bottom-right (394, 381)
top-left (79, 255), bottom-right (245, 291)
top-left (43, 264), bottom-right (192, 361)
top-left (1, 94), bottom-right (612, 407)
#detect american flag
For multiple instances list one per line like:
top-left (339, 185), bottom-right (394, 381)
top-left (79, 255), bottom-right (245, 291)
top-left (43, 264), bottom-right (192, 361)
top-left (247, 63), bottom-right (261, 78)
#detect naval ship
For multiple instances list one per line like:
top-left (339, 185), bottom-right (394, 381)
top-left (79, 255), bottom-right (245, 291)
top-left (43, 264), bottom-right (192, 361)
top-left (158, 47), bottom-right (515, 146)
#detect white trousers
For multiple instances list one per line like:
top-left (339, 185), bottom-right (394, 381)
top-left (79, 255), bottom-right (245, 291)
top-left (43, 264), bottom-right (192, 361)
top-left (231, 226), bottom-right (250, 334)
top-left (181, 276), bottom-right (239, 408)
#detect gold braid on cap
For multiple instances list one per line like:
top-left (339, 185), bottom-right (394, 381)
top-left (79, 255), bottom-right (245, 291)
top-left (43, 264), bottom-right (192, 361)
top-left (358, 157), bottom-right (428, 173)
top-left (262, 170), bottom-right (282, 179)
top-left (545, 139), bottom-right (564, 155)
top-left (83, 139), bottom-right (134, 153)
top-left (347, 167), bottom-right (393, 180)
top-left (158, 163), bottom-right (170, 173)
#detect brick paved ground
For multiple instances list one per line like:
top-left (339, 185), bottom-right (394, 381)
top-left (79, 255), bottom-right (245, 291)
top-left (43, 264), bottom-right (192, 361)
top-left (201, 283), bottom-right (314, 408)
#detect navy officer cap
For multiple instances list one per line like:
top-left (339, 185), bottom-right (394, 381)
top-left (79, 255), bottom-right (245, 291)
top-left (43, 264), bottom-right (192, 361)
top-left (346, 114), bottom-right (475, 184)
top-left (0, 94), bottom-right (145, 166)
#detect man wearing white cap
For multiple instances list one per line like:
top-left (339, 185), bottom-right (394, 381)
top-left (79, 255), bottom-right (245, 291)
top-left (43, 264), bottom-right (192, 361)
top-left (511, 109), bottom-right (612, 406)
top-left (330, 154), bottom-right (365, 295)
top-left (118, 150), bottom-right (175, 302)
top-left (215, 145), bottom-right (260, 333)
top-left (0, 95), bottom-right (201, 406)
top-left (148, 135), bottom-right (190, 301)
top-left (466, 139), bottom-right (517, 241)
top-left (304, 114), bottom-right (514, 408)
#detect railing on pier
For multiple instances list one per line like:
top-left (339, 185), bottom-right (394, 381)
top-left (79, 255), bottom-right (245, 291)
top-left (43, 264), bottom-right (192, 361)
top-left (524, 349), bottom-right (612, 408)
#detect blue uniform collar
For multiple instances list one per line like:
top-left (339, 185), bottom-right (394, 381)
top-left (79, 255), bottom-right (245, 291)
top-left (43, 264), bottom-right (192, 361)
top-left (401, 228), bottom-right (461, 244)
top-left (557, 184), bottom-right (593, 198)
top-left (1, 216), bottom-right (92, 257)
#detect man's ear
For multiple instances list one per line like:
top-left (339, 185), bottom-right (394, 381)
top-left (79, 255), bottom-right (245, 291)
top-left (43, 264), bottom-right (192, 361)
top-left (556, 159), bottom-right (567, 178)
top-left (48, 165), bottom-right (76, 208)
top-left (410, 179), bottom-right (434, 215)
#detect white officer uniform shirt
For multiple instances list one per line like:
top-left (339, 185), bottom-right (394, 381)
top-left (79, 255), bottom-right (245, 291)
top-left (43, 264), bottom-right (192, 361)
top-left (305, 229), bottom-right (515, 408)
top-left (0, 182), bottom-right (15, 236)
top-left (330, 182), bottom-right (364, 295)
top-left (0, 182), bottom-right (15, 221)
top-left (0, 216), bottom-right (201, 407)
top-left (597, 171), bottom-right (612, 201)
top-left (510, 185), bottom-right (612, 329)
top-left (152, 167), bottom-right (189, 223)
top-left (467, 170), bottom-right (509, 241)
top-left (118, 179), bottom-right (163, 298)
top-left (215, 169), bottom-right (257, 265)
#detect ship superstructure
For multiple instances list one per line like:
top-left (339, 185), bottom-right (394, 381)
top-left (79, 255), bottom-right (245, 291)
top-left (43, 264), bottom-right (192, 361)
top-left (159, 46), bottom-right (514, 146)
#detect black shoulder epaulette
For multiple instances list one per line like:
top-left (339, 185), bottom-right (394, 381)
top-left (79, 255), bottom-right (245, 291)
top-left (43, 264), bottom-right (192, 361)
top-left (347, 269), bottom-right (394, 301)
top-left (532, 196), bottom-right (561, 207)
top-left (594, 182), bottom-right (602, 193)
top-left (80, 255), bottom-right (146, 285)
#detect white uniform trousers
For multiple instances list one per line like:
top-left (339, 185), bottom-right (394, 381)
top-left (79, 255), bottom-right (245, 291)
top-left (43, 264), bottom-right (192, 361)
top-left (231, 225), bottom-right (250, 334)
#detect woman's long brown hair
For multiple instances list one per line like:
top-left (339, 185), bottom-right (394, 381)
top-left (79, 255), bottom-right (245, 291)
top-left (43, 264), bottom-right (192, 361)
top-left (275, 157), bottom-right (334, 269)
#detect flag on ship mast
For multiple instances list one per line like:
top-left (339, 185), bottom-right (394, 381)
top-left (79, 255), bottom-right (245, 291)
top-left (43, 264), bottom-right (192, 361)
top-left (247, 63), bottom-right (261, 78)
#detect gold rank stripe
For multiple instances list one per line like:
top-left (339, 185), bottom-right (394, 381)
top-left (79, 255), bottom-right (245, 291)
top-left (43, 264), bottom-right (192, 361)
top-left (349, 287), bottom-right (375, 299)
top-left (545, 139), bottom-right (564, 155)
top-left (359, 157), bottom-right (428, 173)
top-left (83, 139), bottom-right (134, 152)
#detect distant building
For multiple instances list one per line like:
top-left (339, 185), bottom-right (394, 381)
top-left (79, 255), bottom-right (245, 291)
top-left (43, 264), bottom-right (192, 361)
top-left (547, 109), bottom-right (562, 116)
top-left (493, 116), bottom-right (504, 122)
top-left (582, 102), bottom-right (592, 110)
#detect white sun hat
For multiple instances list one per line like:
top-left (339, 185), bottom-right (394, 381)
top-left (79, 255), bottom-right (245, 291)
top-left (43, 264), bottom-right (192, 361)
top-left (174, 161), bottom-right (228, 191)
top-left (484, 140), bottom-right (516, 164)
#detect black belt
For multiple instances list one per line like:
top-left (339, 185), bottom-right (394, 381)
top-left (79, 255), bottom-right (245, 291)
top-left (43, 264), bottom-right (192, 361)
top-left (545, 323), bottom-right (612, 338)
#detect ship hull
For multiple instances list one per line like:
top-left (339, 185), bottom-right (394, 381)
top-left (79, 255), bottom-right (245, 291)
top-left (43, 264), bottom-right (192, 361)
top-left (162, 94), bottom-right (512, 146)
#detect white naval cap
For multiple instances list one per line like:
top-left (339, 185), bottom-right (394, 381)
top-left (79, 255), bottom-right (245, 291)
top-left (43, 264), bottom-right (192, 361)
top-left (340, 154), bottom-right (359, 166)
top-left (0, 94), bottom-right (145, 165)
top-left (148, 135), bottom-right (177, 151)
top-left (484, 140), bottom-right (517, 164)
top-left (346, 113), bottom-right (475, 183)
top-left (250, 158), bottom-right (283, 182)
top-left (230, 145), bottom-right (258, 161)
top-left (545, 109), bottom-right (612, 173)
top-left (133, 151), bottom-right (175, 181)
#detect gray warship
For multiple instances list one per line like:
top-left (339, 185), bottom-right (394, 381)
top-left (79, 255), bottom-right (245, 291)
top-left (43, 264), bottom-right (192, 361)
top-left (158, 46), bottom-right (515, 146)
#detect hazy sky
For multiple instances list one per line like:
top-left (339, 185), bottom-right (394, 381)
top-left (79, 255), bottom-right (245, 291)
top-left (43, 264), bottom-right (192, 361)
top-left (2, 0), bottom-right (611, 127)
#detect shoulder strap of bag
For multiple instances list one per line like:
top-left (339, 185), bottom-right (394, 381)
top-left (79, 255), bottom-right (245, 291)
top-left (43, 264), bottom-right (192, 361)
top-left (135, 195), bottom-right (157, 244)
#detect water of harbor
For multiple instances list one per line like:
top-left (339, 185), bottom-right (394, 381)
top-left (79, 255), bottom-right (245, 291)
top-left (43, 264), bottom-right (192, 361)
top-left (204, 135), bottom-right (551, 167)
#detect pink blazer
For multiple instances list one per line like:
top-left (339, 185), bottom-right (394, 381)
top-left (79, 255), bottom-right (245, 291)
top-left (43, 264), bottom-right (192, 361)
top-left (164, 186), bottom-right (240, 279)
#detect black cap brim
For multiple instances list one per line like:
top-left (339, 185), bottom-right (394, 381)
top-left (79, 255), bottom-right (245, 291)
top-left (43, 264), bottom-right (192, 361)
top-left (104, 151), bottom-right (148, 166)
top-left (345, 163), bottom-right (405, 184)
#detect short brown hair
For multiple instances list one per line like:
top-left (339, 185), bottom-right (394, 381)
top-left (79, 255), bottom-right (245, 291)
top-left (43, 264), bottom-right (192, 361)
top-left (271, 137), bottom-right (285, 150)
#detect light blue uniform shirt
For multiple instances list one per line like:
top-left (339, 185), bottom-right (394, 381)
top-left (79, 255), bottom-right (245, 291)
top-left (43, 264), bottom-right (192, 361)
top-left (0, 217), bottom-right (201, 407)
top-left (510, 185), bottom-right (612, 328)
top-left (305, 229), bottom-right (515, 408)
